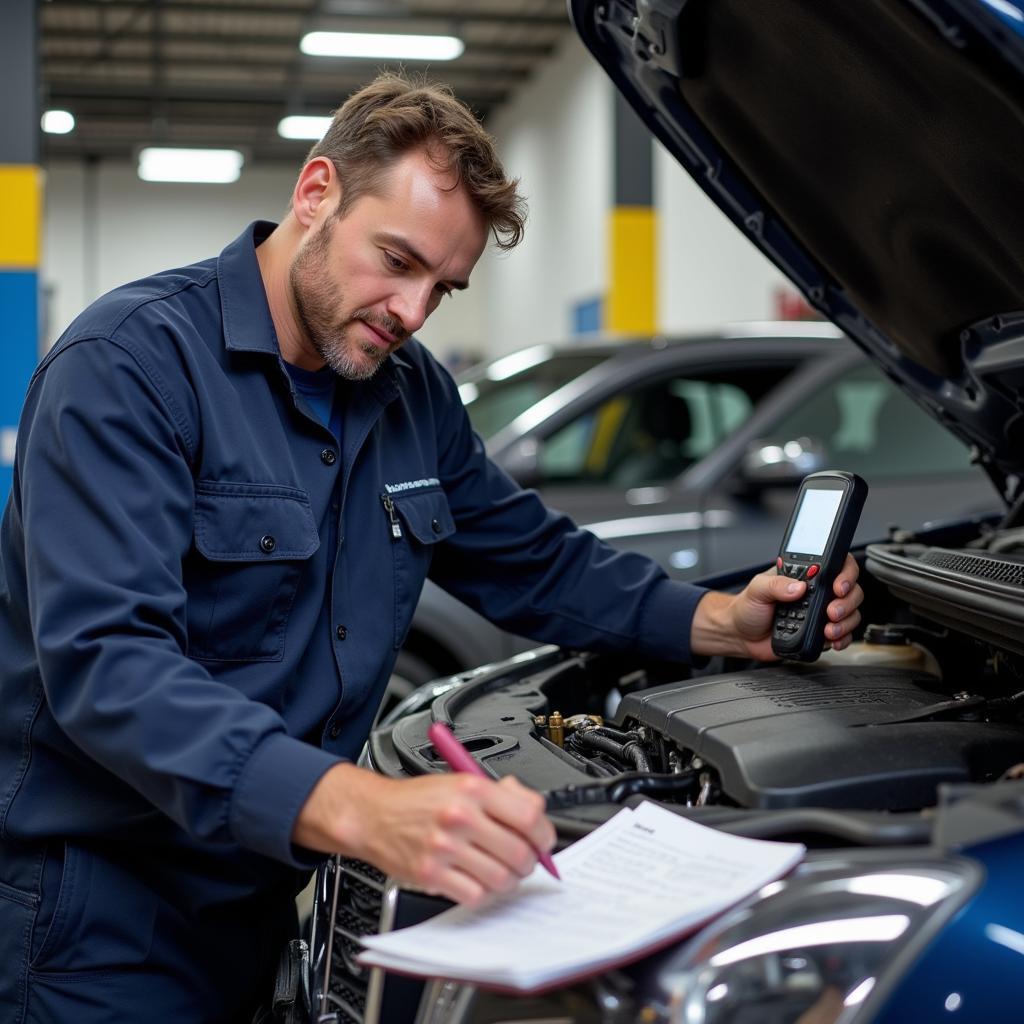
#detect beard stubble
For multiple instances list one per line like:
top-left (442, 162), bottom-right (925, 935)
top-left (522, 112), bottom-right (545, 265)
top-left (289, 217), bottom-right (407, 381)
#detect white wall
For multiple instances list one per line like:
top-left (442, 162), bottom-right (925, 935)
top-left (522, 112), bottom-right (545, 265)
top-left (655, 142), bottom-right (791, 333)
top-left (465, 34), bottom-right (612, 356)
top-left (42, 161), bottom-right (297, 347)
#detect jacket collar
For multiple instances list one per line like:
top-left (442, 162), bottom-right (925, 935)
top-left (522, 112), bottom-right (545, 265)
top-left (217, 221), bottom-right (281, 357)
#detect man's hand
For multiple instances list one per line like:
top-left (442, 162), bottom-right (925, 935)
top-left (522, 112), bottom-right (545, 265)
top-left (691, 553), bottom-right (863, 660)
top-left (292, 764), bottom-right (555, 906)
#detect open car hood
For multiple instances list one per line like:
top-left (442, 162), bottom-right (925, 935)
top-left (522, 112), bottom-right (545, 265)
top-left (571, 0), bottom-right (1024, 500)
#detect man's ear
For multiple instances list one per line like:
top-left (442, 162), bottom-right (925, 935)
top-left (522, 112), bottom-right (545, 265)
top-left (291, 157), bottom-right (340, 228)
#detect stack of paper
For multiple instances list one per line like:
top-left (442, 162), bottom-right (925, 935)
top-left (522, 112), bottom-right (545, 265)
top-left (358, 801), bottom-right (805, 993)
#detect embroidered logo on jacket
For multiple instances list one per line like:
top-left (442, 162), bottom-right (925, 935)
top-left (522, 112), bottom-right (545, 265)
top-left (384, 478), bottom-right (441, 494)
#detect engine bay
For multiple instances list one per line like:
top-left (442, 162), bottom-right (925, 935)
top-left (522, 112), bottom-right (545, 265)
top-left (373, 519), bottom-right (1024, 829)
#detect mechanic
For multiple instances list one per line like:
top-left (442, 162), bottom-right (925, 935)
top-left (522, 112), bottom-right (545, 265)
top-left (0, 73), bottom-right (863, 1023)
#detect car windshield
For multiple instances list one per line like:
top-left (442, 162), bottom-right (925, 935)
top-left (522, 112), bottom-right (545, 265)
top-left (459, 351), bottom-right (609, 438)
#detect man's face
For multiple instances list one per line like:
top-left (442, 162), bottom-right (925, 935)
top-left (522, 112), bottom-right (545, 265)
top-left (289, 148), bottom-right (488, 380)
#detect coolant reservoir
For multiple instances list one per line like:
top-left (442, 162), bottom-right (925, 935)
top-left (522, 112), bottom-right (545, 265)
top-left (818, 624), bottom-right (942, 678)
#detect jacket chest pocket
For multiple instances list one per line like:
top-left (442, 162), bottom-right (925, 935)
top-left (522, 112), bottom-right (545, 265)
top-left (185, 482), bottom-right (320, 662)
top-left (386, 488), bottom-right (455, 650)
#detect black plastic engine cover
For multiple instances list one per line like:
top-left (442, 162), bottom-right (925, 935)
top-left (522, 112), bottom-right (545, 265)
top-left (617, 665), bottom-right (1024, 810)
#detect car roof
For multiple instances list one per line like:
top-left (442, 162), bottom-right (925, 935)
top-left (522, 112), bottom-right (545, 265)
top-left (460, 321), bottom-right (849, 379)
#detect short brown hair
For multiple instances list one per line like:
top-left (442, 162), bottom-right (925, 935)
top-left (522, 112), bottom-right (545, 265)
top-left (306, 72), bottom-right (527, 251)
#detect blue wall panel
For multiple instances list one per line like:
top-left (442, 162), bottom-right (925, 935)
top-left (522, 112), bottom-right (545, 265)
top-left (0, 271), bottom-right (40, 499)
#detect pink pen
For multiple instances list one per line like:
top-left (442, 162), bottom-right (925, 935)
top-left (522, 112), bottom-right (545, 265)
top-left (427, 721), bottom-right (561, 881)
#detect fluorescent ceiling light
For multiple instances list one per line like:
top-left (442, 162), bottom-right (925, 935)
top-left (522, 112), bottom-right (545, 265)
top-left (301, 31), bottom-right (464, 61)
top-left (278, 115), bottom-right (333, 141)
top-left (41, 109), bottom-right (75, 135)
top-left (138, 147), bottom-right (244, 184)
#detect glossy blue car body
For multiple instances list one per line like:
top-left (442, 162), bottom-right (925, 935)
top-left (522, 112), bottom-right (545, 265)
top-left (873, 832), bottom-right (1024, 1021)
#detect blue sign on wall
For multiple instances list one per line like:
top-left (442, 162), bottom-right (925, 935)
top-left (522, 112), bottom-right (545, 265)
top-left (572, 295), bottom-right (603, 337)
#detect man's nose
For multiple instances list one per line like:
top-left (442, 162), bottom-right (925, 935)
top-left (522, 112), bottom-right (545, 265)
top-left (388, 283), bottom-right (433, 336)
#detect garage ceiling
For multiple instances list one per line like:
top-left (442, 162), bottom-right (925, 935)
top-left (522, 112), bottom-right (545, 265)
top-left (39, 0), bottom-right (573, 163)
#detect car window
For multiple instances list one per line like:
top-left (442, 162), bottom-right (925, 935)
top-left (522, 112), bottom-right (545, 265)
top-left (766, 363), bottom-right (974, 478)
top-left (461, 354), bottom-right (609, 438)
top-left (537, 365), bottom-right (794, 487)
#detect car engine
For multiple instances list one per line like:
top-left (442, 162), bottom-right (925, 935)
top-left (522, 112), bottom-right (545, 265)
top-left (573, 659), bottom-right (1024, 812)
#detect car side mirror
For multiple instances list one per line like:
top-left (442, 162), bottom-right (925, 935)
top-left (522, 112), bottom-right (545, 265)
top-left (499, 437), bottom-right (543, 488)
top-left (738, 436), bottom-right (829, 490)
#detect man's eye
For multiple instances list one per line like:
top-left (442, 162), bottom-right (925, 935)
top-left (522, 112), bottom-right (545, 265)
top-left (436, 284), bottom-right (454, 299)
top-left (384, 251), bottom-right (407, 271)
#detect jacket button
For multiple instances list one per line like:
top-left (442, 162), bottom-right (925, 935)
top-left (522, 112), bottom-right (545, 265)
top-left (320, 448), bottom-right (337, 466)
top-left (259, 534), bottom-right (276, 554)
top-left (336, 624), bottom-right (347, 641)
top-left (431, 518), bottom-right (442, 534)
top-left (329, 723), bottom-right (341, 739)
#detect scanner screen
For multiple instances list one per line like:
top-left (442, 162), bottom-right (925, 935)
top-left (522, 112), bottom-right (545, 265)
top-left (785, 489), bottom-right (843, 556)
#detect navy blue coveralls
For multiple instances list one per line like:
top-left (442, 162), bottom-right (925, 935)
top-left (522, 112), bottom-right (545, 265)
top-left (0, 222), bottom-right (707, 1022)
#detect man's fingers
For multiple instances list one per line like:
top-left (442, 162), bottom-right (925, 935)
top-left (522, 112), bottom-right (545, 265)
top-left (419, 861), bottom-right (488, 907)
top-left (771, 553), bottom-right (861, 607)
top-left (432, 827), bottom-right (527, 895)
top-left (766, 572), bottom-right (806, 604)
top-left (430, 775), bottom-right (552, 887)
top-left (833, 553), bottom-right (860, 597)
top-left (487, 776), bottom-right (556, 858)
top-left (828, 556), bottom-right (864, 631)
top-left (403, 789), bottom-right (539, 901)
top-left (825, 609), bottom-right (861, 644)
top-left (442, 798), bottom-right (539, 880)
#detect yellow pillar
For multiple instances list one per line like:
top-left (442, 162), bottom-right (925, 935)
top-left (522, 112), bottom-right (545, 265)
top-left (607, 205), bottom-right (657, 335)
top-left (605, 91), bottom-right (657, 336)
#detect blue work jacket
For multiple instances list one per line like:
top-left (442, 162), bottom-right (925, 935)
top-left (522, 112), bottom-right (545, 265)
top-left (0, 222), bottom-right (706, 878)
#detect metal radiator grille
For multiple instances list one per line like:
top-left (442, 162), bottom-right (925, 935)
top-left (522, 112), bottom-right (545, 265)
top-left (319, 858), bottom-right (385, 1024)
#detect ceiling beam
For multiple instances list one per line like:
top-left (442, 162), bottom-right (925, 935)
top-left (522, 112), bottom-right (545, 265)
top-left (46, 78), bottom-right (514, 104)
top-left (41, 31), bottom-right (556, 60)
top-left (43, 1), bottom-right (570, 27)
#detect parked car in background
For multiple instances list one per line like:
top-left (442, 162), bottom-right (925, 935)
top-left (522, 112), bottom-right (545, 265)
top-left (394, 323), bottom-right (993, 693)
